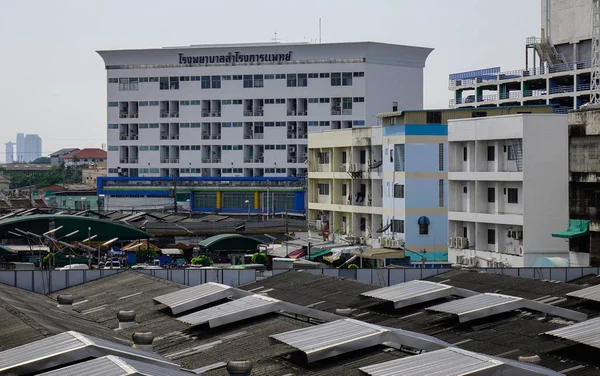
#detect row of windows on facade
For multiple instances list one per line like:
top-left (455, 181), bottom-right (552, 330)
top-left (317, 179), bottom-right (445, 208)
top-left (107, 97), bottom-right (365, 107)
top-left (467, 145), bottom-right (518, 162)
top-left (463, 185), bottom-right (520, 204)
top-left (387, 111), bottom-right (487, 126)
top-left (390, 219), bottom-right (430, 236)
top-left (109, 72), bottom-right (365, 91)
top-left (318, 144), bottom-right (444, 172)
top-left (110, 167), bottom-right (288, 174)
top-left (108, 144), bottom-right (293, 151)
top-left (194, 192), bottom-right (295, 210)
top-left (108, 120), bottom-right (365, 129)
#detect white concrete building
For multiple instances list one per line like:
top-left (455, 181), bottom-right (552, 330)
top-left (447, 113), bottom-right (572, 267)
top-left (97, 42), bottom-right (432, 179)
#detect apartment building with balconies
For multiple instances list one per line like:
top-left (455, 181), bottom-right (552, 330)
top-left (307, 126), bottom-right (384, 246)
top-left (307, 109), bottom-right (450, 265)
top-left (448, 0), bottom-right (592, 113)
top-left (448, 113), bottom-right (571, 267)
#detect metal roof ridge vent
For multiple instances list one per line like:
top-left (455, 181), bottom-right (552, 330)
top-left (132, 331), bottom-right (154, 352)
top-left (56, 294), bottom-right (74, 311)
top-left (226, 360), bottom-right (253, 375)
top-left (117, 310), bottom-right (138, 330)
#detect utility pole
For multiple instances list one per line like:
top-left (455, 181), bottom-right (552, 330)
top-left (285, 201), bottom-right (289, 238)
top-left (172, 175), bottom-right (178, 213)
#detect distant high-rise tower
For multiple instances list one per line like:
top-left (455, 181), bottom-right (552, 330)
top-left (4, 142), bottom-right (15, 163)
top-left (16, 133), bottom-right (24, 162)
top-left (24, 134), bottom-right (42, 162)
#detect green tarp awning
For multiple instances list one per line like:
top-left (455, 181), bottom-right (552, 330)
top-left (307, 249), bottom-right (332, 260)
top-left (552, 219), bottom-right (590, 239)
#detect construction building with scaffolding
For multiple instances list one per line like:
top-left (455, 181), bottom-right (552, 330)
top-left (449, 0), bottom-right (593, 113)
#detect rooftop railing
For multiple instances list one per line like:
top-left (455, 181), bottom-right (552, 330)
top-left (449, 59), bottom-right (592, 88)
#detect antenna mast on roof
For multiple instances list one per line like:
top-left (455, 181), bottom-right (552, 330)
top-left (592, 0), bottom-right (600, 104)
top-left (272, 32), bottom-right (279, 43)
top-left (319, 18), bottom-right (322, 43)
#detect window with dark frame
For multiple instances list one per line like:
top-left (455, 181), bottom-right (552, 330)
top-left (507, 188), bottom-right (518, 204)
top-left (487, 145), bottom-right (495, 161)
top-left (393, 184), bottom-right (404, 198)
top-left (426, 111), bottom-right (442, 124)
top-left (331, 73), bottom-right (341, 86)
top-left (488, 187), bottom-right (495, 203)
top-left (487, 229), bottom-right (496, 244)
top-left (391, 219), bottom-right (404, 233)
top-left (287, 74), bottom-right (297, 87)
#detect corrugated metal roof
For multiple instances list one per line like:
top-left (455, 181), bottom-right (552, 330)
top-left (37, 355), bottom-right (126, 376)
top-left (360, 280), bottom-right (453, 308)
top-left (358, 347), bottom-right (564, 376)
top-left (269, 319), bottom-right (390, 362)
top-left (38, 355), bottom-right (194, 376)
top-left (545, 317), bottom-right (600, 349)
top-left (426, 293), bottom-right (523, 323)
top-left (0, 331), bottom-right (87, 373)
top-left (566, 284), bottom-right (600, 302)
top-left (358, 347), bottom-right (502, 376)
top-left (177, 295), bottom-right (280, 328)
top-left (426, 292), bottom-right (587, 323)
top-left (153, 282), bottom-right (236, 315)
top-left (0, 331), bottom-right (178, 375)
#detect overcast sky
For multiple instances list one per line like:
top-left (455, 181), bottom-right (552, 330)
top-left (0, 0), bottom-right (540, 161)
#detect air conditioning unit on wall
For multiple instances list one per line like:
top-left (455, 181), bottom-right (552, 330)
top-left (450, 237), bottom-right (458, 248)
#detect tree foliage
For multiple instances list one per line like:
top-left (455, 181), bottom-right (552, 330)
top-left (136, 249), bottom-right (158, 264)
top-left (191, 255), bottom-right (213, 266)
top-left (42, 252), bottom-right (55, 267)
top-left (31, 157), bottom-right (51, 164)
top-left (347, 264), bottom-right (359, 269)
top-left (2, 164), bottom-right (83, 189)
top-left (251, 252), bottom-right (268, 265)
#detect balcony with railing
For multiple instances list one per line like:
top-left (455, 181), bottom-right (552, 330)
top-left (449, 58), bottom-right (592, 89)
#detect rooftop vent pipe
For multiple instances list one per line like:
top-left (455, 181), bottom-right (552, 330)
top-left (335, 308), bottom-right (354, 317)
top-left (226, 360), bottom-right (253, 375)
top-left (132, 331), bottom-right (154, 352)
top-left (117, 310), bottom-right (137, 329)
top-left (518, 354), bottom-right (541, 365)
top-left (56, 294), bottom-right (74, 311)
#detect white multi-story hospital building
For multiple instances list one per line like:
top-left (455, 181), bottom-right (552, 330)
top-left (97, 42), bottom-right (432, 181)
